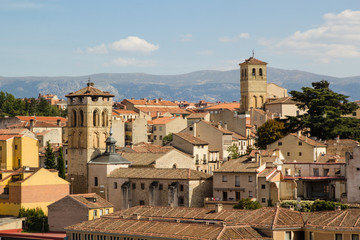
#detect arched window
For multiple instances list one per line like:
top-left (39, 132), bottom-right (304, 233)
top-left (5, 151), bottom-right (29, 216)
top-left (259, 68), bottom-right (263, 76)
top-left (173, 164), bottom-right (177, 169)
top-left (93, 132), bottom-right (100, 148)
top-left (93, 110), bottom-right (100, 127)
top-left (80, 110), bottom-right (84, 126)
top-left (72, 110), bottom-right (77, 127)
top-left (253, 96), bottom-right (258, 108)
top-left (252, 68), bottom-right (256, 76)
top-left (260, 96), bottom-right (264, 106)
top-left (102, 110), bottom-right (108, 127)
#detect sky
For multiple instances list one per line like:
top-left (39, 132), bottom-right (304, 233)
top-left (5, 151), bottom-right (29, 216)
top-left (1, 0), bottom-right (360, 77)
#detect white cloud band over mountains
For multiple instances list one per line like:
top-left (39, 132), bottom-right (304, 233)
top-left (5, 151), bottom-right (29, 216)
top-left (260, 9), bottom-right (360, 63)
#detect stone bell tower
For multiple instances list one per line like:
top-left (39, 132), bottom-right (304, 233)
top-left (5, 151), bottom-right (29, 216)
top-left (66, 81), bottom-right (114, 193)
top-left (239, 56), bottom-right (268, 112)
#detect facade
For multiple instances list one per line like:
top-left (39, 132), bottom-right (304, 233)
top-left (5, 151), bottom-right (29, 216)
top-left (346, 146), bottom-right (360, 203)
top-left (186, 112), bottom-right (210, 126)
top-left (265, 96), bottom-right (305, 119)
top-left (267, 133), bottom-right (327, 162)
top-left (239, 57), bottom-right (268, 112)
top-left (0, 168), bottom-right (69, 216)
top-left (0, 116), bottom-right (67, 129)
top-left (66, 82), bottom-right (114, 193)
top-left (48, 193), bottom-right (113, 232)
top-left (149, 116), bottom-right (187, 145)
top-left (66, 205), bottom-right (360, 240)
top-left (107, 168), bottom-right (212, 210)
top-left (267, 83), bottom-right (288, 99)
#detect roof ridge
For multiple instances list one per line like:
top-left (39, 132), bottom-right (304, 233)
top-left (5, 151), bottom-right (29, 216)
top-left (215, 225), bottom-right (227, 240)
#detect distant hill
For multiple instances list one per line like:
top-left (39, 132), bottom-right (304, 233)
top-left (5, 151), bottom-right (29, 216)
top-left (0, 67), bottom-right (359, 102)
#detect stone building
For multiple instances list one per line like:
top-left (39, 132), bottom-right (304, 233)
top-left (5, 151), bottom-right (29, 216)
top-left (346, 146), bottom-right (360, 203)
top-left (66, 82), bottom-right (114, 193)
top-left (239, 57), bottom-right (268, 112)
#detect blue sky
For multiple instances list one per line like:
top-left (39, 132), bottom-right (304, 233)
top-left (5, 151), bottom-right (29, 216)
top-left (1, 0), bottom-right (360, 77)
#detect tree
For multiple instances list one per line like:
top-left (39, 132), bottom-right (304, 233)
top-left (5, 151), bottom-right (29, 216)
top-left (310, 199), bottom-right (348, 211)
top-left (19, 207), bottom-right (49, 232)
top-left (284, 80), bottom-right (360, 140)
top-left (227, 144), bottom-right (240, 159)
top-left (44, 141), bottom-right (56, 169)
top-left (162, 133), bottom-right (173, 146)
top-left (57, 147), bottom-right (66, 179)
top-left (233, 198), bottom-right (262, 210)
top-left (256, 119), bottom-right (285, 149)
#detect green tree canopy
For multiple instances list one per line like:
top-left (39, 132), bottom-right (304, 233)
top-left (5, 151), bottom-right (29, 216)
top-left (162, 133), bottom-right (173, 146)
top-left (256, 119), bottom-right (285, 149)
top-left (284, 80), bottom-right (360, 140)
top-left (233, 198), bottom-right (262, 210)
top-left (227, 144), bottom-right (240, 159)
top-left (57, 147), bottom-right (66, 179)
top-left (44, 141), bottom-right (56, 169)
top-left (19, 207), bottom-right (49, 232)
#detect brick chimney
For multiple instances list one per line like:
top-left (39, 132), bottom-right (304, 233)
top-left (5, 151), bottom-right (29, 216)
top-left (215, 204), bottom-right (223, 213)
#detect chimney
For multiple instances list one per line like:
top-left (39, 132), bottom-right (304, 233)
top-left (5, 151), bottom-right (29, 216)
top-left (215, 204), bottom-right (223, 213)
top-left (223, 123), bottom-right (228, 130)
top-left (155, 98), bottom-right (159, 103)
top-left (297, 131), bottom-right (301, 137)
top-left (255, 151), bottom-right (260, 164)
top-left (335, 205), bottom-right (341, 211)
top-left (132, 213), bottom-right (140, 220)
top-left (57, 119), bottom-right (61, 126)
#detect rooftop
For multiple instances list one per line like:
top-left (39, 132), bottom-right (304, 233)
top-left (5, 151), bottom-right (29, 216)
top-left (125, 98), bottom-right (178, 107)
top-left (65, 82), bottom-right (114, 98)
top-left (214, 157), bottom-right (260, 173)
top-left (204, 102), bottom-right (240, 111)
top-left (68, 193), bottom-right (114, 209)
top-left (174, 132), bottom-right (208, 145)
top-left (240, 57), bottom-right (267, 65)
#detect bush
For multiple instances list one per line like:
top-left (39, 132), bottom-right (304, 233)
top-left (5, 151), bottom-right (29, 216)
top-left (280, 200), bottom-right (349, 212)
top-left (280, 200), bottom-right (313, 212)
top-left (233, 198), bottom-right (262, 210)
top-left (18, 207), bottom-right (49, 232)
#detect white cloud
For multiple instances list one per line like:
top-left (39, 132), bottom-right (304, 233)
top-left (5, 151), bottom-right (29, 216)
top-left (109, 36), bottom-right (159, 52)
top-left (219, 33), bottom-right (249, 42)
top-left (86, 43), bottom-right (107, 54)
top-left (103, 58), bottom-right (156, 67)
top-left (197, 50), bottom-right (214, 55)
top-left (181, 34), bottom-right (193, 42)
top-left (260, 9), bottom-right (360, 62)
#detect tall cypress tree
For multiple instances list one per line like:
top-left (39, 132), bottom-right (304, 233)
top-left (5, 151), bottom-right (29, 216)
top-left (44, 141), bottom-right (56, 169)
top-left (56, 147), bottom-right (66, 179)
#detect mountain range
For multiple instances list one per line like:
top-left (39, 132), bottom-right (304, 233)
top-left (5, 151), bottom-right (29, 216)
top-left (0, 67), bottom-right (359, 102)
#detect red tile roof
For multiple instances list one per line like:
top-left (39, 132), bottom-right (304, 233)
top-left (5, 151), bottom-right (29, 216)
top-left (174, 132), bottom-right (208, 145)
top-left (151, 116), bottom-right (178, 125)
top-left (65, 83), bottom-right (114, 97)
top-left (0, 128), bottom-right (29, 135)
top-left (69, 193), bottom-right (114, 209)
top-left (205, 102), bottom-right (240, 111)
top-left (290, 133), bottom-right (327, 147)
top-left (135, 107), bottom-right (189, 114)
top-left (125, 99), bottom-right (178, 107)
top-left (187, 112), bottom-right (209, 119)
top-left (240, 57), bottom-right (267, 65)
top-left (266, 97), bottom-right (299, 105)
top-left (112, 109), bottom-right (137, 115)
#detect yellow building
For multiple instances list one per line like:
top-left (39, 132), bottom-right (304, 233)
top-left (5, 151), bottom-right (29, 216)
top-left (0, 168), bottom-right (69, 216)
top-left (0, 134), bottom-right (39, 170)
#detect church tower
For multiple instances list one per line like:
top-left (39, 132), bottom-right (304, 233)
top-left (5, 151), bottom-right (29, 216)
top-left (239, 57), bottom-right (268, 112)
top-left (65, 82), bottom-right (114, 193)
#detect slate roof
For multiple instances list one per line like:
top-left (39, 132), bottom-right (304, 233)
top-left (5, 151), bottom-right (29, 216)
top-left (174, 132), bottom-right (208, 145)
top-left (65, 83), bottom-right (114, 97)
top-left (68, 193), bottom-right (113, 209)
top-left (108, 168), bottom-right (212, 180)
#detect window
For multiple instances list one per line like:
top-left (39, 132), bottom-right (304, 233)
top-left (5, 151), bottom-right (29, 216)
top-left (285, 231), bottom-right (291, 240)
top-left (235, 176), bottom-right (240, 187)
top-left (93, 210), bottom-right (97, 217)
top-left (323, 168), bottom-right (329, 176)
top-left (249, 191), bottom-right (253, 198)
top-left (222, 191), bottom-right (227, 201)
top-left (259, 68), bottom-right (263, 76)
top-left (94, 177), bottom-right (98, 186)
top-left (159, 184), bottom-right (163, 190)
top-left (309, 232), bottom-right (314, 240)
top-left (180, 184), bottom-right (184, 191)
top-left (352, 234), bottom-right (359, 240)
top-left (15, 145), bottom-right (18, 150)
top-left (159, 126), bottom-right (162, 131)
top-left (178, 196), bottom-right (184, 206)
top-left (203, 154), bottom-right (206, 160)
top-left (0, 146), bottom-right (2, 151)
top-left (99, 209), bottom-right (103, 216)
top-left (189, 127), bottom-right (193, 131)
top-left (132, 183), bottom-right (136, 189)
top-left (287, 152), bottom-right (290, 156)
top-left (261, 184), bottom-right (266, 189)
top-left (336, 234), bottom-right (343, 240)
top-left (353, 112), bottom-right (357, 116)
top-left (248, 176), bottom-right (253, 182)
top-left (114, 182), bottom-right (117, 189)
top-left (298, 141), bottom-right (302, 146)
top-left (153, 126), bottom-right (157, 131)
top-left (299, 152), bottom-right (302, 156)
top-left (285, 169), bottom-right (291, 176)
top-left (105, 209), bottom-right (109, 214)
top-left (159, 135), bottom-right (163, 140)
top-left (335, 168), bottom-right (341, 176)
top-left (313, 168), bottom-right (319, 176)
top-left (236, 191), bottom-right (241, 201)
top-left (262, 198), bottom-right (266, 203)
top-left (154, 135), bottom-right (157, 140)
top-left (222, 175), bottom-right (228, 182)
top-left (252, 68), bottom-right (256, 76)
top-left (139, 200), bottom-right (145, 205)
top-left (278, 141), bottom-right (282, 146)
top-left (141, 183), bottom-right (145, 190)
top-left (357, 168), bottom-right (360, 171)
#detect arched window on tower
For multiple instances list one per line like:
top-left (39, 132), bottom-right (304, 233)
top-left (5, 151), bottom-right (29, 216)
top-left (260, 96), bottom-right (264, 106)
top-left (252, 68), bottom-right (256, 76)
top-left (253, 96), bottom-right (258, 108)
top-left (80, 110), bottom-right (84, 127)
top-left (72, 110), bottom-right (77, 127)
top-left (102, 110), bottom-right (108, 127)
top-left (93, 110), bottom-right (100, 127)
top-left (259, 68), bottom-right (263, 76)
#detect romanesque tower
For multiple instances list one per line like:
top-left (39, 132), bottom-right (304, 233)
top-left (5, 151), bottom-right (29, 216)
top-left (239, 57), bottom-right (268, 112)
top-left (65, 82), bottom-right (114, 193)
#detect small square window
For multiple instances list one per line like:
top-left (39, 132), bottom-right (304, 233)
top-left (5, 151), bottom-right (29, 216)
top-left (278, 142), bottom-right (282, 146)
top-left (140, 200), bottom-right (145, 205)
top-left (261, 198), bottom-right (266, 203)
top-left (357, 168), bottom-right (360, 171)
top-left (299, 152), bottom-right (302, 156)
top-left (189, 127), bottom-right (193, 131)
top-left (159, 135), bottom-right (163, 140)
top-left (248, 176), bottom-right (253, 182)
top-left (261, 184), bottom-right (266, 189)
top-left (298, 141), bottom-right (302, 146)
top-left (222, 175), bottom-right (228, 182)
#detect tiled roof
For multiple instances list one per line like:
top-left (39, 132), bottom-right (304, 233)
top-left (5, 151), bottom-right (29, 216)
top-left (258, 168), bottom-right (277, 178)
top-left (266, 97), bottom-right (299, 105)
top-left (69, 193), bottom-right (114, 209)
top-left (0, 128), bottom-right (29, 135)
top-left (174, 132), bottom-right (208, 145)
top-left (119, 152), bottom-right (167, 166)
top-left (0, 135), bottom-right (21, 140)
top-left (214, 157), bottom-right (259, 173)
top-left (187, 112), bottom-right (209, 119)
top-left (112, 109), bottom-right (137, 115)
top-left (232, 132), bottom-right (246, 140)
top-left (66, 217), bottom-right (268, 240)
top-left (204, 102), bottom-right (240, 111)
top-left (151, 116), bottom-right (178, 125)
top-left (135, 107), bottom-right (189, 114)
top-left (240, 57), bottom-right (267, 65)
top-left (108, 168), bottom-right (212, 180)
top-left (289, 133), bottom-right (327, 147)
top-left (201, 121), bottom-right (233, 135)
top-left (16, 116), bottom-right (67, 124)
top-left (65, 83), bottom-right (114, 97)
top-left (125, 99), bottom-right (178, 107)
top-left (127, 142), bottom-right (173, 153)
top-left (305, 210), bottom-right (360, 230)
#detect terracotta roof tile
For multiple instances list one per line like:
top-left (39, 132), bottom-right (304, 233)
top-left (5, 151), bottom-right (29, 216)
top-left (151, 116), bottom-right (179, 125)
top-left (119, 152), bottom-right (166, 166)
top-left (125, 99), bottom-right (178, 107)
top-left (214, 157), bottom-right (260, 173)
top-left (0, 128), bottom-right (29, 135)
top-left (205, 102), bottom-right (240, 111)
top-left (266, 97), bottom-right (299, 105)
top-left (65, 84), bottom-right (114, 97)
top-left (69, 193), bottom-right (113, 209)
top-left (135, 107), bottom-right (189, 114)
top-left (290, 133), bottom-right (327, 147)
top-left (240, 57), bottom-right (267, 65)
top-left (187, 112), bottom-right (209, 119)
top-left (174, 132), bottom-right (208, 145)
